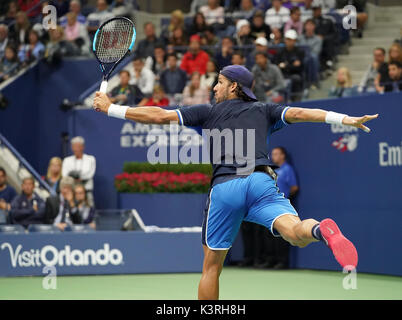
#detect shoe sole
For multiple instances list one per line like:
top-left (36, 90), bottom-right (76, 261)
top-left (320, 219), bottom-right (358, 271)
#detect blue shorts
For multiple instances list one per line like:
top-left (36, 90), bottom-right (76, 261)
top-left (201, 172), bottom-right (298, 250)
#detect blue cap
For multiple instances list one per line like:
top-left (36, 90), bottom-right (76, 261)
top-left (220, 65), bottom-right (257, 101)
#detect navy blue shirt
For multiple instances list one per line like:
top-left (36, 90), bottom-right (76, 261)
top-left (0, 185), bottom-right (17, 203)
top-left (176, 99), bottom-right (290, 186)
top-left (10, 193), bottom-right (46, 227)
top-left (275, 162), bottom-right (298, 198)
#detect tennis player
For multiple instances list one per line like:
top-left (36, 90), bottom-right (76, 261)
top-left (94, 65), bottom-right (378, 300)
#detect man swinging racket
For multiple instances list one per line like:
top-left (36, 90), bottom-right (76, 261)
top-left (93, 65), bottom-right (379, 300)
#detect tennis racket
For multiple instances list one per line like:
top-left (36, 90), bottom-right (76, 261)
top-left (92, 17), bottom-right (136, 96)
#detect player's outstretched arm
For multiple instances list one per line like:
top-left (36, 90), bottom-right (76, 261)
top-left (284, 107), bottom-right (379, 133)
top-left (93, 92), bottom-right (179, 124)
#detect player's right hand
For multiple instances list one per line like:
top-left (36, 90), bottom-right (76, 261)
top-left (93, 92), bottom-right (112, 113)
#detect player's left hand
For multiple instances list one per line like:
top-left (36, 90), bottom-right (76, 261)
top-left (342, 114), bottom-right (379, 133)
top-left (93, 92), bottom-right (112, 113)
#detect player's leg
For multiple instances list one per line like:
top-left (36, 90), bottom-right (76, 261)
top-left (198, 245), bottom-right (228, 300)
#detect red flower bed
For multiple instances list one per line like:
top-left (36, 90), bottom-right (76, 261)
top-left (115, 171), bottom-right (211, 193)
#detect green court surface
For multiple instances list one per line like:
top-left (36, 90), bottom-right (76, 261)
top-left (0, 267), bottom-right (401, 300)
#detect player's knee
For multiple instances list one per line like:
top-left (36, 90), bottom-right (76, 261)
top-left (203, 263), bottom-right (222, 277)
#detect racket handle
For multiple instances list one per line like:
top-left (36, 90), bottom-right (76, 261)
top-left (99, 80), bottom-right (108, 93)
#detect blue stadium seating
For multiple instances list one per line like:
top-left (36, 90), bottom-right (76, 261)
top-left (64, 224), bottom-right (96, 233)
top-left (27, 224), bottom-right (61, 233)
top-left (0, 224), bottom-right (26, 234)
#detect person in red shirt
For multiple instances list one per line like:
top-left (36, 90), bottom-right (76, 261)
top-left (140, 85), bottom-right (170, 107)
top-left (18, 0), bottom-right (41, 18)
top-left (180, 34), bottom-right (210, 76)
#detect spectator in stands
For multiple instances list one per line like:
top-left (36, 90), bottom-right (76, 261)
top-left (63, 12), bottom-right (90, 55)
top-left (253, 0), bottom-right (271, 12)
top-left (201, 26), bottom-right (219, 52)
top-left (9, 11), bottom-right (31, 46)
top-left (250, 10), bottom-right (271, 40)
top-left (45, 176), bottom-right (81, 231)
top-left (0, 167), bottom-right (17, 224)
top-left (0, 45), bottom-right (20, 82)
top-left (191, 0), bottom-right (209, 13)
top-left (86, 0), bottom-right (114, 39)
top-left (232, 0), bottom-right (256, 21)
top-left (199, 0), bottom-right (225, 30)
top-left (234, 19), bottom-right (254, 50)
top-left (74, 184), bottom-right (95, 229)
top-left (2, 1), bottom-right (19, 25)
top-left (200, 59), bottom-right (218, 90)
top-left (10, 176), bottom-right (46, 228)
top-left (284, 7), bottom-right (303, 35)
top-left (160, 53), bottom-right (188, 96)
top-left (18, 29), bottom-right (45, 65)
top-left (109, 0), bottom-right (133, 16)
top-left (62, 136), bottom-right (96, 207)
top-left (252, 51), bottom-right (285, 103)
top-left (268, 27), bottom-right (284, 47)
top-left (182, 71), bottom-right (209, 105)
top-left (300, 0), bottom-right (314, 22)
top-left (180, 34), bottom-right (210, 76)
top-left (145, 44), bottom-right (167, 80)
top-left (136, 22), bottom-right (160, 59)
top-left (275, 29), bottom-right (304, 101)
top-left (246, 36), bottom-right (271, 70)
top-left (329, 67), bottom-right (358, 98)
top-left (161, 9), bottom-right (185, 44)
top-left (231, 51), bottom-right (246, 66)
top-left (215, 36), bottom-right (234, 70)
top-left (45, 25), bottom-right (79, 64)
top-left (265, 0), bottom-right (290, 30)
top-left (388, 42), bottom-right (402, 64)
top-left (50, 0), bottom-right (70, 18)
top-left (359, 47), bottom-right (387, 93)
top-left (168, 26), bottom-right (189, 50)
top-left (18, 0), bottom-right (41, 18)
top-left (129, 56), bottom-right (155, 97)
top-left (140, 85), bottom-right (170, 107)
top-left (299, 18), bottom-right (322, 88)
top-left (109, 70), bottom-right (146, 105)
top-left (44, 157), bottom-right (62, 194)
top-left (59, 0), bottom-right (86, 27)
top-left (188, 12), bottom-right (208, 37)
top-left (382, 61), bottom-right (402, 93)
top-left (0, 24), bottom-right (9, 59)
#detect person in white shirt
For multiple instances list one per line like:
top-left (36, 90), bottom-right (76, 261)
top-left (128, 56), bottom-right (156, 97)
top-left (199, 0), bottom-right (225, 26)
top-left (265, 0), bottom-right (290, 30)
top-left (62, 136), bottom-right (96, 206)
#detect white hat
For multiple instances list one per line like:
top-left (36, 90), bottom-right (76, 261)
top-left (285, 29), bottom-right (298, 40)
top-left (255, 37), bottom-right (268, 47)
top-left (236, 19), bottom-right (250, 32)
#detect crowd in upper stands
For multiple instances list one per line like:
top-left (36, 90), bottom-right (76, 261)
top-left (0, 136), bottom-right (96, 231)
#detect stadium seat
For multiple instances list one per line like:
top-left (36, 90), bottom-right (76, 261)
top-left (64, 224), bottom-right (96, 233)
top-left (0, 224), bottom-right (26, 234)
top-left (27, 224), bottom-right (61, 233)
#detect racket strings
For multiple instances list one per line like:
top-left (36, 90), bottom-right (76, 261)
top-left (95, 19), bottom-right (134, 64)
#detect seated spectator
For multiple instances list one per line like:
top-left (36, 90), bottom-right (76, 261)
top-left (18, 0), bottom-right (41, 18)
top-left (284, 7), bottom-right (303, 35)
top-left (298, 18), bottom-right (322, 87)
top-left (0, 45), bottom-right (20, 82)
top-left (275, 29), bottom-right (304, 101)
top-left (161, 9), bottom-right (185, 44)
top-left (63, 12), bottom-right (90, 55)
top-left (246, 36), bottom-right (271, 70)
top-left (44, 157), bottom-right (62, 194)
top-left (160, 53), bottom-right (187, 96)
top-left (200, 59), bottom-right (218, 90)
top-left (231, 51), bottom-right (246, 66)
top-left (18, 29), bottom-right (45, 65)
top-left (2, 1), bottom-right (19, 25)
top-left (10, 176), bottom-right (46, 228)
top-left (232, 0), bottom-right (257, 21)
top-left (45, 176), bottom-right (81, 231)
top-left (145, 45), bottom-right (167, 80)
top-left (199, 0), bottom-right (225, 30)
top-left (300, 0), bottom-right (314, 22)
top-left (234, 19), bottom-right (255, 50)
top-left (180, 34), bottom-right (210, 76)
top-left (382, 61), bottom-right (402, 93)
top-left (329, 67), bottom-right (358, 98)
top-left (109, 70), bottom-right (146, 105)
top-left (168, 26), bottom-right (189, 50)
top-left (265, 0), bottom-right (290, 30)
top-left (129, 56), bottom-right (155, 97)
top-left (359, 47), bottom-right (387, 93)
top-left (201, 26), bottom-right (219, 54)
top-left (268, 28), bottom-right (285, 53)
top-left (182, 72), bottom-right (210, 105)
top-left (388, 42), bottom-right (402, 64)
top-left (136, 22), bottom-right (160, 59)
top-left (0, 167), bottom-right (17, 224)
top-left (188, 12), bottom-right (208, 37)
top-left (0, 24), bottom-right (10, 59)
top-left (191, 0), bottom-right (209, 13)
top-left (253, 0), bottom-right (271, 12)
top-left (62, 136), bottom-right (96, 207)
top-left (59, 0), bottom-right (87, 27)
top-left (215, 36), bottom-right (234, 70)
top-left (9, 11), bottom-right (31, 46)
top-left (110, 0), bottom-right (133, 16)
top-left (74, 184), bottom-right (95, 229)
top-left (250, 10), bottom-right (271, 40)
top-left (140, 85), bottom-right (170, 107)
top-left (86, 0), bottom-right (114, 39)
top-left (45, 26), bottom-right (79, 65)
top-left (252, 51), bottom-right (286, 103)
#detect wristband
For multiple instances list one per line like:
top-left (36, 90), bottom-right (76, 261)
top-left (325, 111), bottom-right (347, 125)
top-left (107, 104), bottom-right (128, 119)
